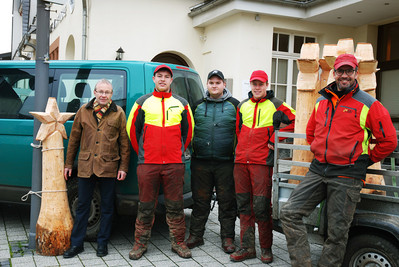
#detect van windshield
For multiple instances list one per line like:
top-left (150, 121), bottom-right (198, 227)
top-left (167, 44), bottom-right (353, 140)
top-left (171, 70), bottom-right (204, 107)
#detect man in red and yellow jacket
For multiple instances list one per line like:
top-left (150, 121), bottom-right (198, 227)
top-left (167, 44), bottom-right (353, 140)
top-left (230, 70), bottom-right (295, 264)
top-left (281, 54), bottom-right (397, 267)
top-left (126, 64), bottom-right (194, 260)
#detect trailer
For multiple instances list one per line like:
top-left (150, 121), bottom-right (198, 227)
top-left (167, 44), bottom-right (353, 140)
top-left (272, 130), bottom-right (399, 267)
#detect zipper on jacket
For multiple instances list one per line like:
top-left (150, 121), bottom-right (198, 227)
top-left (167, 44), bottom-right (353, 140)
top-left (324, 107), bottom-right (329, 127)
top-left (162, 96), bottom-right (165, 127)
top-left (348, 141), bottom-right (359, 164)
top-left (379, 121), bottom-right (386, 138)
top-left (167, 106), bottom-right (179, 121)
top-left (341, 105), bottom-right (357, 118)
top-left (252, 102), bottom-right (259, 128)
top-left (257, 109), bottom-right (261, 127)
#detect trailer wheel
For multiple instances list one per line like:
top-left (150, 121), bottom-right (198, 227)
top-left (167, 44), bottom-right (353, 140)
top-left (342, 234), bottom-right (399, 267)
top-left (67, 178), bottom-right (101, 241)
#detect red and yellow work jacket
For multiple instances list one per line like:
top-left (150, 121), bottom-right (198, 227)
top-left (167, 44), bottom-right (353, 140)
top-left (307, 81), bottom-right (397, 180)
top-left (126, 90), bottom-right (194, 164)
top-left (235, 90), bottom-right (296, 166)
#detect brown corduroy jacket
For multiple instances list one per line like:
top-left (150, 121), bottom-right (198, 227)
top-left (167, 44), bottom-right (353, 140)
top-left (65, 98), bottom-right (130, 178)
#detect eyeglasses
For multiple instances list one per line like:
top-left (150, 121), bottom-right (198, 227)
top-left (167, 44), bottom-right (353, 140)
top-left (334, 68), bottom-right (356, 76)
top-left (95, 90), bottom-right (112, 95)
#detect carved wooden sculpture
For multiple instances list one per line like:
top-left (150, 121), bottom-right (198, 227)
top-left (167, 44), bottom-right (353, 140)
top-left (289, 43), bottom-right (320, 183)
top-left (30, 97), bottom-right (75, 255)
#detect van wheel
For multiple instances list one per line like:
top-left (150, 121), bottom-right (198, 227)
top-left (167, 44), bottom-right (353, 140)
top-left (67, 178), bottom-right (101, 241)
top-left (342, 234), bottom-right (399, 267)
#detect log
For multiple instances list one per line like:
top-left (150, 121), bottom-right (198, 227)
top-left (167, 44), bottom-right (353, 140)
top-left (289, 43), bottom-right (320, 183)
top-left (355, 43), bottom-right (386, 195)
top-left (30, 97), bottom-right (75, 255)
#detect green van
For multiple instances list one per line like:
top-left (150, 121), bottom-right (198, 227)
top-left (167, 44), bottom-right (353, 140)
top-left (0, 60), bottom-right (204, 238)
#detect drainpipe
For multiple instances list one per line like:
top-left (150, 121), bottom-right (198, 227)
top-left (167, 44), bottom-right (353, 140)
top-left (82, 0), bottom-right (87, 60)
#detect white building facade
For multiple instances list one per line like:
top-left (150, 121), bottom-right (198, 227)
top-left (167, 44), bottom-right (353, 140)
top-left (11, 0), bottom-right (399, 124)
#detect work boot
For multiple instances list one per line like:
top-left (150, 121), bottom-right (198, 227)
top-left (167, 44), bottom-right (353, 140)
top-left (230, 247), bottom-right (256, 262)
top-left (186, 234), bottom-right (204, 249)
top-left (261, 248), bottom-right (273, 263)
top-left (128, 243), bottom-right (147, 260)
top-left (171, 241), bottom-right (192, 258)
top-left (221, 238), bottom-right (236, 254)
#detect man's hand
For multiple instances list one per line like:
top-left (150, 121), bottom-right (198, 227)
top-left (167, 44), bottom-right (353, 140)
top-left (268, 143), bottom-right (275, 150)
top-left (117, 170), bottom-right (127, 181)
top-left (64, 167), bottom-right (72, 180)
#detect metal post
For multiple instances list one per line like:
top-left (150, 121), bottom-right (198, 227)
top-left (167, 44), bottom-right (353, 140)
top-left (29, 0), bottom-right (49, 249)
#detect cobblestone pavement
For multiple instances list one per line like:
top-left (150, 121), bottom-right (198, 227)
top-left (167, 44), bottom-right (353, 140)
top-left (0, 203), bottom-right (322, 266)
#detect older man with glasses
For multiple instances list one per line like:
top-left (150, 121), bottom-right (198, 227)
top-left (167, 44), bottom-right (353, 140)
top-left (63, 79), bottom-right (130, 259)
top-left (280, 54), bottom-right (397, 267)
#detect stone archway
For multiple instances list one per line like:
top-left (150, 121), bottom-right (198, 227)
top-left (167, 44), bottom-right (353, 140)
top-left (151, 52), bottom-right (189, 67)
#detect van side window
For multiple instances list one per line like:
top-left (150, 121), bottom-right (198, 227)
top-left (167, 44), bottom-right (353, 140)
top-left (171, 70), bottom-right (204, 107)
top-left (55, 69), bottom-right (127, 116)
top-left (0, 69), bottom-right (35, 119)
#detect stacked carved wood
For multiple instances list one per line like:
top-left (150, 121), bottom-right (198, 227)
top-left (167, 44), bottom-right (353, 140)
top-left (290, 38), bottom-right (385, 195)
top-left (30, 97), bottom-right (75, 255)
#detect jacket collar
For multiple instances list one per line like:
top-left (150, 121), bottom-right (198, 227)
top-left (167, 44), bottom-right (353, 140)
top-left (321, 80), bottom-right (359, 99)
top-left (86, 97), bottom-right (117, 112)
top-left (153, 89), bottom-right (172, 99)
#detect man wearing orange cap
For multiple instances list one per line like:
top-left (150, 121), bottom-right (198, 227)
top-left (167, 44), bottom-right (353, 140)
top-left (126, 64), bottom-right (194, 260)
top-left (230, 70), bottom-right (295, 263)
top-left (280, 54), bottom-right (397, 266)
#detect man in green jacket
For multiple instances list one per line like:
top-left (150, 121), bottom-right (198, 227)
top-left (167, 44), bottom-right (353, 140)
top-left (186, 70), bottom-right (239, 254)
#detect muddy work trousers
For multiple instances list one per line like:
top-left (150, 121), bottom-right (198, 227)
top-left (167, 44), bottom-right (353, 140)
top-left (280, 171), bottom-right (363, 267)
top-left (189, 158), bottom-right (237, 239)
top-left (234, 164), bottom-right (273, 249)
top-left (134, 163), bottom-right (186, 245)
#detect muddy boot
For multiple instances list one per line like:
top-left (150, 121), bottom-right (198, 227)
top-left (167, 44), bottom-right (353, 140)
top-left (230, 247), bottom-right (256, 262)
top-left (222, 238), bottom-right (236, 254)
top-left (128, 243), bottom-right (147, 260)
top-left (261, 248), bottom-right (273, 263)
top-left (186, 234), bottom-right (204, 249)
top-left (171, 241), bottom-right (192, 258)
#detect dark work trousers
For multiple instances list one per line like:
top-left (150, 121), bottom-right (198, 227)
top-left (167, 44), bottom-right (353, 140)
top-left (71, 175), bottom-right (116, 247)
top-left (189, 158), bottom-right (237, 239)
top-left (234, 163), bottom-right (273, 249)
top-left (280, 171), bottom-right (363, 267)
top-left (135, 163), bottom-right (186, 245)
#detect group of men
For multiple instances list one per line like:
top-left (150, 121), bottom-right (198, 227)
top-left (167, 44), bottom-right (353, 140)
top-left (62, 54), bottom-right (397, 266)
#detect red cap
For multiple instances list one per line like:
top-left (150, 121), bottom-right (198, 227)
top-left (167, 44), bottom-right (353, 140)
top-left (154, 64), bottom-right (173, 77)
top-left (334, 54), bottom-right (358, 69)
top-left (250, 70), bottom-right (268, 83)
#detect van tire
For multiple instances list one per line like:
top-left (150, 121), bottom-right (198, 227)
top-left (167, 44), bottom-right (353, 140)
top-left (67, 178), bottom-right (101, 241)
top-left (342, 234), bottom-right (399, 267)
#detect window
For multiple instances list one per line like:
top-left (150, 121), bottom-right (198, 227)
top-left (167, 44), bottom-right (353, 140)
top-left (54, 69), bottom-right (127, 115)
top-left (171, 70), bottom-right (205, 107)
top-left (271, 33), bottom-right (316, 108)
top-left (0, 68), bottom-right (36, 119)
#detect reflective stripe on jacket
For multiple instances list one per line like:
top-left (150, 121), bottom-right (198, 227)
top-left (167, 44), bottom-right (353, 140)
top-left (126, 90), bottom-right (194, 164)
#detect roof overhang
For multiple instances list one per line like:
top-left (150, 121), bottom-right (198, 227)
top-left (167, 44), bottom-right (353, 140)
top-left (189, 0), bottom-right (399, 28)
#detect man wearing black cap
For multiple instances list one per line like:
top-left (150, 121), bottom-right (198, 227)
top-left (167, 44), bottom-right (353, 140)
top-left (126, 64), bottom-right (194, 260)
top-left (280, 54), bottom-right (397, 266)
top-left (185, 70), bottom-right (239, 254)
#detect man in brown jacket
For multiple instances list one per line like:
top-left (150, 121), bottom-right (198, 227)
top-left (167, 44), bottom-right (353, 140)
top-left (63, 79), bottom-right (130, 258)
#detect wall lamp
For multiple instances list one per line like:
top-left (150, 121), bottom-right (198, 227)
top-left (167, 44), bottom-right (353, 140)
top-left (115, 47), bottom-right (125, 60)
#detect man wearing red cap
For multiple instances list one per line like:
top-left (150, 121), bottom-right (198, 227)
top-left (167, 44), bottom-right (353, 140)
top-left (280, 54), bottom-right (397, 266)
top-left (126, 64), bottom-right (194, 260)
top-left (230, 70), bottom-right (295, 263)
